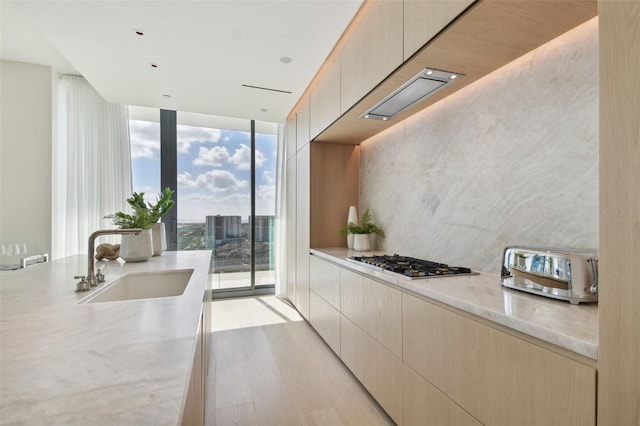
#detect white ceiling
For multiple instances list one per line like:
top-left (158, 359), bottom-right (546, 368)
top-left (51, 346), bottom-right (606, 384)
top-left (0, 0), bottom-right (363, 123)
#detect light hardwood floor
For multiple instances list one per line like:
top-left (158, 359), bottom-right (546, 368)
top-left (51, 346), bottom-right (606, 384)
top-left (205, 296), bottom-right (394, 426)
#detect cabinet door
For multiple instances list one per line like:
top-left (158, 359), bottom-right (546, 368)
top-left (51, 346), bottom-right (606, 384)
top-left (341, 315), bottom-right (403, 425)
top-left (309, 290), bottom-right (341, 354)
top-left (403, 0), bottom-right (475, 59)
top-left (285, 156), bottom-right (297, 305)
top-left (296, 96), bottom-right (310, 151)
top-left (309, 255), bottom-right (340, 309)
top-left (403, 364), bottom-right (481, 426)
top-left (309, 56), bottom-right (341, 139)
top-left (295, 145), bottom-right (310, 320)
top-left (340, 0), bottom-right (403, 113)
top-left (340, 268), bottom-right (402, 357)
top-left (403, 293), bottom-right (596, 426)
top-left (182, 311), bottom-right (204, 426)
top-left (286, 114), bottom-right (297, 160)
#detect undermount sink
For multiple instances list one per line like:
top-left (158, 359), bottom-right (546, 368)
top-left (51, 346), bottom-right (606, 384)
top-left (80, 269), bottom-right (194, 303)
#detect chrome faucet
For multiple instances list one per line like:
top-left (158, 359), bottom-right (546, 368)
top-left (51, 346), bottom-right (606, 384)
top-left (74, 228), bottom-right (141, 292)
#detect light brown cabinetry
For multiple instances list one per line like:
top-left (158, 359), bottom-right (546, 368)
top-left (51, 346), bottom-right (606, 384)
top-left (182, 307), bottom-right (206, 426)
top-left (296, 96), bottom-right (310, 152)
top-left (339, 268), bottom-right (402, 358)
top-left (340, 314), bottom-right (404, 425)
top-left (598, 1), bottom-right (640, 424)
top-left (295, 144), bottom-right (311, 320)
top-left (309, 255), bottom-right (341, 353)
top-left (309, 290), bottom-right (341, 354)
top-left (403, 0), bottom-right (475, 60)
top-left (309, 56), bottom-right (341, 139)
top-left (403, 364), bottom-right (481, 426)
top-left (285, 156), bottom-right (297, 305)
top-left (286, 114), bottom-right (297, 159)
top-left (403, 293), bottom-right (596, 426)
top-left (309, 254), bottom-right (340, 308)
top-left (309, 143), bottom-right (359, 248)
top-left (340, 0), bottom-right (403, 114)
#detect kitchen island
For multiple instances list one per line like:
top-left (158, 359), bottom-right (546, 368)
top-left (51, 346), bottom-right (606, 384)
top-left (0, 250), bottom-right (211, 425)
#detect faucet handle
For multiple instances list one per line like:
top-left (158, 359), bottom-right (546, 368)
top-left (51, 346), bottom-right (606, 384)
top-left (74, 276), bottom-right (90, 292)
top-left (96, 270), bottom-right (105, 283)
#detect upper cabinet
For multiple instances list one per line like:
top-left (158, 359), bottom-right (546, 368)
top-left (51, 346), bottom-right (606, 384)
top-left (403, 0), bottom-right (475, 60)
top-left (312, 0), bottom-right (596, 144)
top-left (309, 56), bottom-right (341, 140)
top-left (340, 0), bottom-right (403, 115)
top-left (296, 96), bottom-right (310, 152)
top-left (286, 114), bottom-right (297, 160)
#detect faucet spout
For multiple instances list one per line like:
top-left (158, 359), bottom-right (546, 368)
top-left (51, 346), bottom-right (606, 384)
top-left (87, 229), bottom-right (141, 286)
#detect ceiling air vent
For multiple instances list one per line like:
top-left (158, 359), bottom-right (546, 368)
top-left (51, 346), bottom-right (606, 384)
top-left (360, 68), bottom-right (464, 121)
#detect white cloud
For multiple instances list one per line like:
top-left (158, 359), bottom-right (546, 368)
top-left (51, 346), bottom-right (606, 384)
top-left (262, 170), bottom-right (274, 185)
top-left (193, 146), bottom-right (231, 167)
top-left (231, 144), bottom-right (266, 170)
top-left (177, 172), bottom-right (196, 188)
top-left (129, 120), bottom-right (160, 159)
top-left (177, 170), bottom-right (248, 195)
top-left (177, 125), bottom-right (221, 154)
top-left (256, 183), bottom-right (276, 216)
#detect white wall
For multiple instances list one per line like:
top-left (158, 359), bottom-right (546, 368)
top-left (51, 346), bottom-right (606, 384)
top-left (0, 60), bottom-right (52, 256)
top-left (360, 18), bottom-right (599, 274)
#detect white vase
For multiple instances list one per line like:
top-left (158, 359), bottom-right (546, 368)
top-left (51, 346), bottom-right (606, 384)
top-left (151, 222), bottom-right (167, 256)
top-left (353, 234), bottom-right (371, 252)
top-left (120, 228), bottom-right (153, 262)
top-left (347, 206), bottom-right (358, 249)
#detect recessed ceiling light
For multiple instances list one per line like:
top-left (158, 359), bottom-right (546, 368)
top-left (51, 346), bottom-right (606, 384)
top-left (134, 29), bottom-right (144, 36)
top-left (280, 56), bottom-right (292, 64)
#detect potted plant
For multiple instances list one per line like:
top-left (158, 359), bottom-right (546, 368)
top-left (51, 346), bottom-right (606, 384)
top-left (340, 209), bottom-right (385, 252)
top-left (147, 188), bottom-right (175, 256)
top-left (106, 188), bottom-right (175, 261)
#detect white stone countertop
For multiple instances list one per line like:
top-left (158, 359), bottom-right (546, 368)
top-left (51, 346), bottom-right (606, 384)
top-left (311, 247), bottom-right (598, 360)
top-left (0, 250), bottom-right (211, 425)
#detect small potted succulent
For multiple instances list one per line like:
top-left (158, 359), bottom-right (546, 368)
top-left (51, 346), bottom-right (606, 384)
top-left (107, 188), bottom-right (175, 261)
top-left (340, 209), bottom-right (385, 252)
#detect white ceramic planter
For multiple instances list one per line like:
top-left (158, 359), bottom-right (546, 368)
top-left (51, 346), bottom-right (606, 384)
top-left (120, 228), bottom-right (153, 262)
top-left (353, 234), bottom-right (372, 252)
top-left (346, 206), bottom-right (358, 249)
top-left (150, 222), bottom-right (167, 256)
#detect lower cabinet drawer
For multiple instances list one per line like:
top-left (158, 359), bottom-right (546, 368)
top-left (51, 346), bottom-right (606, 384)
top-left (340, 315), bottom-right (403, 425)
top-left (403, 293), bottom-right (596, 426)
top-left (309, 290), bottom-right (341, 355)
top-left (403, 363), bottom-right (481, 426)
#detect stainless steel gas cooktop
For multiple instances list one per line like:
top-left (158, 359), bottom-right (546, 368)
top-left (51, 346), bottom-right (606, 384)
top-left (346, 254), bottom-right (478, 280)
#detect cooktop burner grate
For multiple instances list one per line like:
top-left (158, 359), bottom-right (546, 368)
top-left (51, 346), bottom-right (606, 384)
top-left (346, 254), bottom-right (477, 279)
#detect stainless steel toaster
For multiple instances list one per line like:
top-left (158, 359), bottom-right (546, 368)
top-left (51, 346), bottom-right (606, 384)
top-left (500, 246), bottom-right (598, 304)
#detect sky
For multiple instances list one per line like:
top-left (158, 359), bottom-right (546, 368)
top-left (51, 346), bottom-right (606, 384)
top-left (129, 120), bottom-right (277, 223)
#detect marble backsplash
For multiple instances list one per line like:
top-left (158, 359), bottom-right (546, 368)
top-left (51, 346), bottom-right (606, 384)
top-left (360, 18), bottom-right (599, 274)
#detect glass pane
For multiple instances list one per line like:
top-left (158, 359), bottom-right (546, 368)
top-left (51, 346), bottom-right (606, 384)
top-left (254, 122), bottom-right (278, 287)
top-left (129, 107), bottom-right (160, 197)
top-left (176, 112), bottom-right (252, 290)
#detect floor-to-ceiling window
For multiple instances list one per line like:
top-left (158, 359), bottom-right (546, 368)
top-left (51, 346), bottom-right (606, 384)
top-left (129, 106), bottom-right (278, 295)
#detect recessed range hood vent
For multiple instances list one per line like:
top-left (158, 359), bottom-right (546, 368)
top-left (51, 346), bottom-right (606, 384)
top-left (360, 68), bottom-right (464, 121)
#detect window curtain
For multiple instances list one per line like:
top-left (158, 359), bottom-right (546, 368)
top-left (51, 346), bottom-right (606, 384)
top-left (274, 121), bottom-right (287, 297)
top-left (53, 75), bottom-right (132, 258)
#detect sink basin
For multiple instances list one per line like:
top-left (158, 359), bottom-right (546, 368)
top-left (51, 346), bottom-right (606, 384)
top-left (81, 269), bottom-right (194, 303)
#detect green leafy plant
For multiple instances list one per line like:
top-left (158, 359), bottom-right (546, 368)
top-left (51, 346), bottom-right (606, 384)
top-left (148, 187), bottom-right (175, 223)
top-left (340, 209), bottom-right (385, 238)
top-left (106, 188), bottom-right (175, 229)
